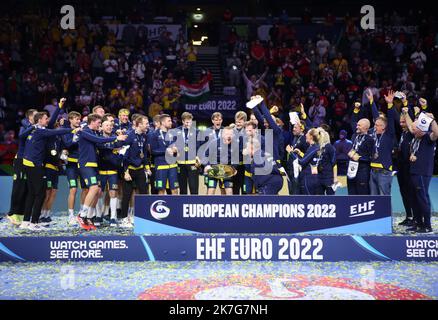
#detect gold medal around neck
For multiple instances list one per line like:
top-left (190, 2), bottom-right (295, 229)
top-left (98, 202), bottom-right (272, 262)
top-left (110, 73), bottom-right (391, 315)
top-left (50, 150), bottom-right (57, 156)
top-left (184, 146), bottom-right (189, 152)
top-left (410, 154), bottom-right (417, 162)
top-left (140, 152), bottom-right (144, 159)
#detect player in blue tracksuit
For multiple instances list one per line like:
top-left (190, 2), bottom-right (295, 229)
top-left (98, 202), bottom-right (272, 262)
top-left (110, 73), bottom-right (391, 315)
top-left (120, 115), bottom-right (150, 227)
top-left (150, 114), bottom-right (179, 195)
top-left (252, 101), bottom-right (285, 169)
top-left (37, 104), bottom-right (63, 225)
top-left (175, 112), bottom-right (201, 195)
top-left (20, 110), bottom-right (75, 231)
top-left (6, 109), bottom-right (38, 225)
top-left (61, 111), bottom-right (87, 224)
top-left (114, 108), bottom-right (133, 132)
top-left (201, 126), bottom-right (237, 195)
top-left (94, 118), bottom-right (125, 227)
top-left (76, 114), bottom-right (127, 230)
top-left (242, 121), bottom-right (265, 194)
top-left (287, 128), bottom-right (322, 195)
top-left (403, 108), bottom-right (438, 234)
top-left (285, 120), bottom-right (310, 195)
top-left (146, 114), bottom-right (162, 195)
top-left (200, 112), bottom-right (224, 192)
top-left (247, 136), bottom-right (283, 195)
top-left (391, 105), bottom-right (415, 226)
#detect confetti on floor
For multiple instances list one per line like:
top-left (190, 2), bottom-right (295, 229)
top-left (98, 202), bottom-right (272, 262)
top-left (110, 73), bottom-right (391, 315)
top-left (0, 260), bottom-right (436, 300)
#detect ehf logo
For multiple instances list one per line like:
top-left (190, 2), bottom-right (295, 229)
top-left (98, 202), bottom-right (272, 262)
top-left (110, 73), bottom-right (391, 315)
top-left (350, 200), bottom-right (375, 218)
top-left (150, 200), bottom-right (170, 220)
top-left (421, 118), bottom-right (427, 125)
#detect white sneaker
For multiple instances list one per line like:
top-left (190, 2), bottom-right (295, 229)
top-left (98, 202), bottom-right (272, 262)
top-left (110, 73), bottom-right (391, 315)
top-left (119, 218), bottom-right (133, 228)
top-left (68, 215), bottom-right (77, 225)
top-left (27, 223), bottom-right (46, 232)
top-left (128, 215), bottom-right (135, 225)
top-left (19, 221), bottom-right (31, 230)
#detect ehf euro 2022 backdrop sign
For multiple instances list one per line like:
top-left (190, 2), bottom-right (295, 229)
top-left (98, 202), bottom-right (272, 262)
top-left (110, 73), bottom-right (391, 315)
top-left (134, 195), bottom-right (392, 235)
top-left (182, 96), bottom-right (242, 119)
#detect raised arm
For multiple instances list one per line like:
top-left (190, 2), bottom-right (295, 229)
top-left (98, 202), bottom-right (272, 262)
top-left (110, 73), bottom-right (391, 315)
top-left (365, 89), bottom-right (379, 122)
top-left (48, 98), bottom-right (66, 129)
top-left (401, 107), bottom-right (415, 134)
top-left (259, 100), bottom-right (281, 134)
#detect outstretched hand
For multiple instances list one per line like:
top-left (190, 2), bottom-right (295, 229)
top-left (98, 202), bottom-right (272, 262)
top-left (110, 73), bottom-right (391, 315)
top-left (384, 90), bottom-right (395, 105)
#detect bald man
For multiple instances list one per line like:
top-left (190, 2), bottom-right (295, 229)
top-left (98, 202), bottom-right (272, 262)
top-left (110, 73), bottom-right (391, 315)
top-left (347, 118), bottom-right (375, 195)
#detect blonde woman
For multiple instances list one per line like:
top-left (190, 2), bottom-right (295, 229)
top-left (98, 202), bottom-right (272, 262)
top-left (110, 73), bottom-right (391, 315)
top-left (317, 128), bottom-right (338, 195)
top-left (287, 128), bottom-right (321, 195)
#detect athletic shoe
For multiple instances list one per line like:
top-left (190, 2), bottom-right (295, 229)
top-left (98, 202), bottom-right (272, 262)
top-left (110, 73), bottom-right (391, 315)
top-left (86, 218), bottom-right (97, 230)
top-left (103, 215), bottom-right (111, 223)
top-left (77, 215), bottom-right (92, 230)
top-left (15, 214), bottom-right (24, 223)
top-left (406, 225), bottom-right (419, 233)
top-left (68, 215), bottom-right (77, 225)
top-left (398, 218), bottom-right (414, 226)
top-left (18, 221), bottom-right (31, 230)
top-left (119, 218), bottom-right (133, 228)
top-left (27, 223), bottom-right (45, 232)
top-left (128, 215), bottom-right (135, 225)
top-left (7, 214), bottom-right (21, 226)
top-left (109, 219), bottom-right (118, 227)
top-left (39, 217), bottom-right (50, 226)
top-left (416, 227), bottom-right (433, 234)
top-left (93, 217), bottom-right (103, 227)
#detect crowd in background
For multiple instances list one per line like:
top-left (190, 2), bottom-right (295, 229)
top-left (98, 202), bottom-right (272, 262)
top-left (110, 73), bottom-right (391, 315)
top-left (223, 9), bottom-right (437, 142)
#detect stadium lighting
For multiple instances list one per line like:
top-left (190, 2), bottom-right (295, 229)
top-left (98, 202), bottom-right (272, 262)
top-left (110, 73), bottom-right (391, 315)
top-left (196, 8), bottom-right (201, 11)
top-left (194, 24), bottom-right (198, 28)
top-left (193, 13), bottom-right (204, 21)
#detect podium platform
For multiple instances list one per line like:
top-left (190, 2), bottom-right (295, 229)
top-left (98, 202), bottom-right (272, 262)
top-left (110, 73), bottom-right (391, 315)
top-left (0, 195), bottom-right (437, 263)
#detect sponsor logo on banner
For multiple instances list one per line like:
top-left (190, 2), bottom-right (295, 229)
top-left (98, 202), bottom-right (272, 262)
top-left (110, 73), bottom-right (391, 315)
top-left (138, 275), bottom-right (431, 300)
top-left (350, 200), bottom-right (375, 218)
top-left (150, 200), bottom-right (170, 220)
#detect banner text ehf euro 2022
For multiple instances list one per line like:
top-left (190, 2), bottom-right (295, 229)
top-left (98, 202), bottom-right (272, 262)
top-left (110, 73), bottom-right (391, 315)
top-left (134, 195), bottom-right (392, 235)
top-left (1, 235), bottom-right (437, 263)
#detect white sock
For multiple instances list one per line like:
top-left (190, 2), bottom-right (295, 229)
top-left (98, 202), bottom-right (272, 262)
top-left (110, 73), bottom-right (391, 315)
top-left (110, 198), bottom-right (117, 220)
top-left (96, 206), bottom-right (103, 218)
top-left (86, 206), bottom-right (93, 219)
top-left (80, 205), bottom-right (90, 218)
top-left (40, 210), bottom-right (47, 219)
top-left (46, 210), bottom-right (52, 218)
top-left (117, 198), bottom-right (122, 210)
top-left (103, 205), bottom-right (109, 217)
top-left (96, 197), bottom-right (104, 217)
top-left (68, 209), bottom-right (74, 216)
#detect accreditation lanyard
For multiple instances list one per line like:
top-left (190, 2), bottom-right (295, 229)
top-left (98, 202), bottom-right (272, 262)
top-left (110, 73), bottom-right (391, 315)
top-left (410, 137), bottom-right (421, 156)
top-left (136, 133), bottom-right (144, 157)
top-left (374, 134), bottom-right (383, 156)
top-left (160, 130), bottom-right (170, 147)
top-left (353, 134), bottom-right (366, 152)
top-left (293, 134), bottom-right (303, 149)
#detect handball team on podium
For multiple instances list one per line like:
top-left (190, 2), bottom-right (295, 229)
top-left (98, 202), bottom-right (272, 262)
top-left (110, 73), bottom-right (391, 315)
top-left (5, 88), bottom-right (438, 234)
